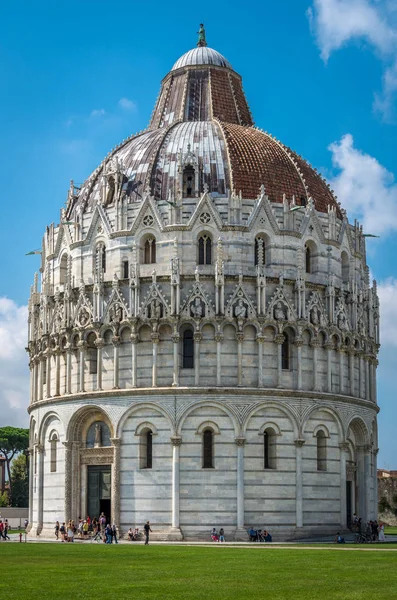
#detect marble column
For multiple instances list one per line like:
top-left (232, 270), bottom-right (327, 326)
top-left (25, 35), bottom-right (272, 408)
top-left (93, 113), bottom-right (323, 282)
top-left (194, 333), bottom-right (201, 386)
top-left (275, 335), bottom-right (284, 389)
top-left (294, 340), bottom-right (303, 390)
top-left (373, 448), bottom-right (379, 519)
top-left (339, 349), bottom-right (345, 394)
top-left (131, 335), bottom-right (138, 388)
top-left (78, 341), bottom-right (86, 393)
top-left (236, 332), bottom-right (244, 387)
top-left (294, 439), bottom-right (305, 528)
top-left (349, 351), bottom-right (355, 396)
top-left (359, 354), bottom-right (365, 399)
top-left (365, 357), bottom-right (370, 401)
top-left (71, 441), bottom-right (80, 521)
top-left (339, 442), bottom-right (349, 528)
top-left (66, 347), bottom-right (72, 394)
top-left (235, 437), bottom-right (246, 533)
top-left (55, 350), bottom-right (61, 396)
top-left (112, 337), bottom-right (120, 389)
top-left (36, 444), bottom-right (44, 534)
top-left (363, 445), bottom-right (372, 521)
top-left (63, 441), bottom-right (72, 523)
top-left (325, 342), bottom-right (333, 393)
top-left (312, 341), bottom-right (319, 391)
top-left (257, 336), bottom-right (264, 387)
top-left (170, 436), bottom-right (182, 531)
top-left (95, 338), bottom-right (104, 390)
top-left (110, 438), bottom-right (121, 528)
top-left (215, 334), bottom-right (223, 386)
top-left (46, 351), bottom-right (51, 398)
top-left (28, 448), bottom-right (34, 531)
top-left (37, 356), bottom-right (43, 401)
top-left (172, 335), bottom-right (180, 387)
top-left (151, 334), bottom-right (159, 387)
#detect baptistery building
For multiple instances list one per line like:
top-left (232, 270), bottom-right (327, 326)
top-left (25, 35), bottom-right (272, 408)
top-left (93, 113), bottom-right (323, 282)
top-left (27, 28), bottom-right (380, 539)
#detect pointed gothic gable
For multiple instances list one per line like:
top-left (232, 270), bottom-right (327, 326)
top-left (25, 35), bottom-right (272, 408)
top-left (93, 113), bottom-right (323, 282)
top-left (53, 223), bottom-right (73, 259)
top-left (225, 280), bottom-right (257, 318)
top-left (186, 192), bottom-right (224, 230)
top-left (335, 295), bottom-right (351, 332)
top-left (49, 300), bottom-right (65, 334)
top-left (72, 283), bottom-right (94, 328)
top-left (305, 290), bottom-right (328, 327)
top-left (139, 281), bottom-right (170, 319)
top-left (247, 191), bottom-right (280, 234)
top-left (299, 201), bottom-right (326, 244)
top-left (180, 281), bottom-right (215, 318)
top-left (266, 284), bottom-right (297, 322)
top-left (338, 217), bottom-right (355, 254)
top-left (103, 286), bottom-right (129, 325)
top-left (84, 204), bottom-right (112, 245)
top-left (129, 194), bottom-right (164, 235)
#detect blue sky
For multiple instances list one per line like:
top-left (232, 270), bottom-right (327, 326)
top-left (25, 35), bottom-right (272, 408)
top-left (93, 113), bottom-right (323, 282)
top-left (0, 0), bottom-right (396, 467)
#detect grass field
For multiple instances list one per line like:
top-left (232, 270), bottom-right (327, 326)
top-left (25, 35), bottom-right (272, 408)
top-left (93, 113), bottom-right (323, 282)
top-left (1, 544), bottom-right (397, 599)
top-left (385, 526), bottom-right (397, 535)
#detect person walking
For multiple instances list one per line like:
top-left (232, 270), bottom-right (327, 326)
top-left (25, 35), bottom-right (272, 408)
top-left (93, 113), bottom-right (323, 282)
top-left (144, 521), bottom-right (152, 545)
top-left (3, 520), bottom-right (10, 540)
top-left (111, 523), bottom-right (118, 544)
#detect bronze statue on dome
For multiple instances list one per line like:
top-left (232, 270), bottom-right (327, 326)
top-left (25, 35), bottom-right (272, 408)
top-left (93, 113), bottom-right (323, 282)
top-left (197, 24), bottom-right (207, 47)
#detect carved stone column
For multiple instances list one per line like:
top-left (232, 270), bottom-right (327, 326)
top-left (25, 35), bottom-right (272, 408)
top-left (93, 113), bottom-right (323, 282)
top-left (95, 338), bottom-right (104, 390)
top-left (54, 349), bottom-right (61, 396)
top-left (215, 334), bottom-right (223, 386)
top-left (111, 438), bottom-right (121, 528)
top-left (194, 332), bottom-right (201, 386)
top-left (257, 336), bottom-right (265, 387)
top-left (339, 442), bottom-right (349, 528)
top-left (71, 441), bottom-right (81, 520)
top-left (365, 356), bottom-right (370, 401)
top-left (36, 444), bottom-right (44, 534)
top-left (325, 341), bottom-right (333, 393)
top-left (294, 439), bottom-right (305, 528)
top-left (275, 335), bottom-right (284, 389)
top-left (78, 341), bottom-right (86, 393)
top-left (27, 447), bottom-right (34, 531)
top-left (151, 334), bottom-right (159, 387)
top-left (311, 340), bottom-right (319, 391)
top-left (359, 353), bottom-right (365, 398)
top-left (236, 332), bottom-right (244, 387)
top-left (339, 347), bottom-right (345, 394)
top-left (45, 350), bottom-right (51, 398)
top-left (373, 448), bottom-right (379, 519)
top-left (112, 336), bottom-right (120, 389)
top-left (66, 346), bottom-right (72, 394)
top-left (363, 444), bottom-right (372, 521)
top-left (37, 355), bottom-right (43, 401)
top-left (294, 339), bottom-right (303, 390)
top-left (63, 441), bottom-right (72, 523)
top-left (349, 350), bottom-right (355, 396)
top-left (172, 335), bottom-right (180, 387)
top-left (131, 334), bottom-right (138, 388)
top-left (235, 437), bottom-right (246, 535)
top-left (170, 436), bottom-right (182, 531)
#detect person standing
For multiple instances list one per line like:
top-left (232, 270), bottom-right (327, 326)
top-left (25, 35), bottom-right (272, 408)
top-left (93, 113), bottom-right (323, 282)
top-left (111, 523), bottom-right (118, 544)
top-left (144, 521), bottom-right (152, 545)
top-left (3, 520), bottom-right (10, 540)
top-left (219, 528), bottom-right (225, 542)
top-left (55, 521), bottom-right (60, 540)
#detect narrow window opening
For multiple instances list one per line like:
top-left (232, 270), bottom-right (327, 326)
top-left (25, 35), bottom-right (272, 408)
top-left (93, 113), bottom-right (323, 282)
top-left (281, 336), bottom-right (290, 370)
top-left (140, 429), bottom-right (153, 469)
top-left (203, 429), bottom-right (214, 468)
top-left (123, 260), bottom-right (129, 279)
top-left (183, 165), bottom-right (195, 197)
top-left (316, 431), bottom-right (327, 471)
top-left (50, 434), bottom-right (58, 473)
top-left (305, 245), bottom-right (311, 274)
top-left (144, 237), bottom-right (156, 264)
top-left (264, 428), bottom-right (277, 469)
top-left (198, 235), bottom-right (211, 265)
top-left (183, 330), bottom-right (194, 368)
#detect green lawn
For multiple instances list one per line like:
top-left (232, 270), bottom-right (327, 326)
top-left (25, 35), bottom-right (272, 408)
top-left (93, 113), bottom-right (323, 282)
top-left (1, 544), bottom-right (397, 599)
top-left (385, 526), bottom-right (397, 535)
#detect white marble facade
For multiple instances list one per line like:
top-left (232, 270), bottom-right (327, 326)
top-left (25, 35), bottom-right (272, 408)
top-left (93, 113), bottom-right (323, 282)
top-left (27, 41), bottom-right (379, 540)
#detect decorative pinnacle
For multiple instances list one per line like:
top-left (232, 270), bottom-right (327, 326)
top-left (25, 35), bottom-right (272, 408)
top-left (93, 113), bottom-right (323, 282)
top-left (197, 23), bottom-right (207, 47)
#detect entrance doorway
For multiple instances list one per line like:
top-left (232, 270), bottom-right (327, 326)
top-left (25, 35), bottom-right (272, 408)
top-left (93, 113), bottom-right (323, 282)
top-left (87, 465), bottom-right (111, 523)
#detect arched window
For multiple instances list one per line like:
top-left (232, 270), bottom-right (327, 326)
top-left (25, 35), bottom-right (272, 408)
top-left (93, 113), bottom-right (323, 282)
top-left (305, 245), bottom-right (311, 274)
top-left (183, 329), bottom-right (194, 368)
top-left (341, 251), bottom-right (349, 284)
top-left (198, 234), bottom-right (212, 265)
top-left (50, 433), bottom-right (58, 473)
top-left (140, 428), bottom-right (153, 469)
top-left (203, 429), bottom-right (214, 468)
top-left (281, 335), bottom-right (290, 370)
top-left (255, 236), bottom-right (266, 266)
top-left (316, 430), bottom-right (327, 471)
top-left (59, 254), bottom-right (68, 286)
top-left (95, 244), bottom-right (106, 274)
top-left (87, 334), bottom-right (97, 375)
top-left (264, 428), bottom-right (277, 469)
top-left (183, 165), bottom-right (195, 197)
top-left (144, 237), bottom-right (156, 264)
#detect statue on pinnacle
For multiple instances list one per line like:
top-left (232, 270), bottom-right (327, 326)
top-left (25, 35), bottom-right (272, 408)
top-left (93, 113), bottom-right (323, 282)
top-left (197, 23), bottom-right (207, 47)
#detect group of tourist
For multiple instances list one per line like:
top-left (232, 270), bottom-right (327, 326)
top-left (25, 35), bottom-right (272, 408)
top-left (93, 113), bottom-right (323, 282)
top-left (247, 527), bottom-right (272, 542)
top-left (0, 519), bottom-right (11, 540)
top-left (351, 514), bottom-right (386, 542)
top-left (53, 515), bottom-right (153, 544)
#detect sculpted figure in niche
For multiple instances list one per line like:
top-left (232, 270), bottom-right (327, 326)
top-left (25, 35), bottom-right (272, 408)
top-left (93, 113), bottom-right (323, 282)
top-left (110, 302), bottom-right (123, 324)
top-left (94, 423), bottom-right (102, 448)
top-left (191, 297), bottom-right (203, 318)
top-left (235, 299), bottom-right (247, 319)
top-left (150, 298), bottom-right (162, 319)
top-left (274, 301), bottom-right (286, 321)
top-left (79, 308), bottom-right (90, 327)
top-left (338, 312), bottom-right (348, 330)
top-left (310, 307), bottom-right (319, 326)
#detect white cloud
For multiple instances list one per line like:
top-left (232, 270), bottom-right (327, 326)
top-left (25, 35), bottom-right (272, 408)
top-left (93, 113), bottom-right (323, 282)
top-left (328, 133), bottom-right (397, 235)
top-left (90, 108), bottom-right (106, 118)
top-left (378, 278), bottom-right (397, 348)
top-left (308, 0), bottom-right (397, 119)
top-left (118, 97), bottom-right (137, 111)
top-left (0, 298), bottom-right (29, 427)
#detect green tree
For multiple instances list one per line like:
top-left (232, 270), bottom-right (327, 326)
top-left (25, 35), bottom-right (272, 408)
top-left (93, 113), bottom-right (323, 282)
top-left (0, 427), bottom-right (29, 504)
top-left (0, 491), bottom-right (9, 507)
top-left (10, 453), bottom-right (29, 507)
